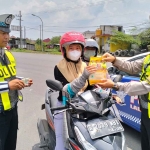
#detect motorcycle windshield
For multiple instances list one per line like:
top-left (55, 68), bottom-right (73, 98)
top-left (79, 90), bottom-right (102, 109)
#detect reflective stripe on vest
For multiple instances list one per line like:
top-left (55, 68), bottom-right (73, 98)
top-left (5, 50), bottom-right (16, 76)
top-left (140, 54), bottom-right (150, 117)
top-left (0, 50), bottom-right (16, 110)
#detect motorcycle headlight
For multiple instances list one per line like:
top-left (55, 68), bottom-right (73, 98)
top-left (74, 126), bottom-right (97, 150)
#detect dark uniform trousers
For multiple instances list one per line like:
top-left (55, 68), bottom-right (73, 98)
top-left (141, 108), bottom-right (150, 150)
top-left (0, 106), bottom-right (18, 150)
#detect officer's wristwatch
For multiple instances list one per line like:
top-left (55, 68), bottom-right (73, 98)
top-left (112, 83), bottom-right (119, 91)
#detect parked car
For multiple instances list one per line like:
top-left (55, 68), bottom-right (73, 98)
top-left (108, 52), bottom-right (150, 132)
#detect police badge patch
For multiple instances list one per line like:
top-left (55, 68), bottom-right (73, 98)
top-left (5, 15), bottom-right (13, 25)
top-left (0, 14), bottom-right (15, 33)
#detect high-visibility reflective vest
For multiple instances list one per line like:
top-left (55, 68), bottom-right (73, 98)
top-left (0, 50), bottom-right (22, 110)
top-left (140, 54), bottom-right (150, 117)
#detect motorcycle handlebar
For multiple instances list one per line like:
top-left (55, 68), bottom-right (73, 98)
top-left (51, 106), bottom-right (68, 111)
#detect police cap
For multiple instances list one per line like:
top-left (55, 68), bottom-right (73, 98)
top-left (0, 14), bottom-right (15, 33)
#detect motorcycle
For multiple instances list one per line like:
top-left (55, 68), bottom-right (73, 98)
top-left (32, 75), bottom-right (126, 150)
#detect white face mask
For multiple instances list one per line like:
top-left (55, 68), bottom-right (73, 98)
top-left (84, 50), bottom-right (96, 60)
top-left (68, 50), bottom-right (81, 61)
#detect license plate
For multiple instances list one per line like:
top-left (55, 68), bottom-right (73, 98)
top-left (87, 118), bottom-right (124, 139)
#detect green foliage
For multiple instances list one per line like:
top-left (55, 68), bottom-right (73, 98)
top-left (129, 27), bottom-right (140, 35)
top-left (35, 44), bottom-right (42, 51)
top-left (11, 48), bottom-right (26, 52)
top-left (11, 48), bottom-right (61, 55)
top-left (44, 48), bottom-right (61, 54)
top-left (108, 31), bottom-right (141, 46)
top-left (26, 39), bottom-right (30, 43)
top-left (138, 28), bottom-right (150, 46)
top-left (42, 42), bottom-right (47, 51)
top-left (35, 38), bottom-right (42, 45)
top-left (50, 36), bottom-right (61, 45)
top-left (35, 39), bottom-right (46, 51)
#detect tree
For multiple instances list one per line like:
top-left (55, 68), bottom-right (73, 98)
top-left (129, 27), bottom-right (140, 36)
top-left (138, 28), bottom-right (150, 48)
top-left (35, 38), bottom-right (42, 45)
top-left (50, 36), bottom-right (61, 45)
top-left (108, 31), bottom-right (141, 48)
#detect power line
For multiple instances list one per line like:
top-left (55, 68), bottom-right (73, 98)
top-left (21, 0), bottom-right (147, 29)
top-left (135, 27), bottom-right (150, 30)
top-left (24, 22), bottom-right (140, 29)
top-left (20, 0), bottom-right (149, 34)
top-left (123, 22), bottom-right (150, 29)
top-left (25, 20), bottom-right (150, 33)
top-left (23, 11), bottom-right (144, 30)
top-left (25, 27), bottom-right (39, 30)
top-left (43, 25), bottom-right (99, 28)
top-left (25, 26), bottom-right (65, 33)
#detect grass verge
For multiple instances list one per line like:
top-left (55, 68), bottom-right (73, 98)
top-left (10, 48), bottom-right (61, 55)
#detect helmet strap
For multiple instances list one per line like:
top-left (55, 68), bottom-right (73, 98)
top-left (82, 56), bottom-right (89, 63)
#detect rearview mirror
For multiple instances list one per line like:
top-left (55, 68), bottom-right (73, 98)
top-left (46, 80), bottom-right (63, 91)
top-left (107, 66), bottom-right (119, 75)
top-left (113, 75), bottom-right (123, 83)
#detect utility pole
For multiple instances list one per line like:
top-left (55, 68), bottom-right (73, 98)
top-left (24, 26), bottom-right (26, 39)
top-left (16, 11), bottom-right (22, 49)
top-left (40, 25), bottom-right (42, 50)
top-left (24, 26), bottom-right (26, 49)
top-left (32, 14), bottom-right (44, 52)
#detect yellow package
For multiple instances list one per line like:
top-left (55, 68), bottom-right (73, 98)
top-left (89, 56), bottom-right (108, 85)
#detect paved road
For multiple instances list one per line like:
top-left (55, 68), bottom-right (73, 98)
top-left (13, 52), bottom-right (141, 150)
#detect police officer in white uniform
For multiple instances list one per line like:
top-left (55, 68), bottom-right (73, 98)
top-left (98, 52), bottom-right (150, 150)
top-left (0, 14), bottom-right (33, 150)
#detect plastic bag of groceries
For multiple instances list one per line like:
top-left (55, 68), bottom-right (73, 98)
top-left (89, 56), bottom-right (108, 85)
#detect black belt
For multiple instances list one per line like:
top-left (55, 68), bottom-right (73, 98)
top-left (140, 94), bottom-right (150, 102)
top-left (0, 102), bottom-right (17, 113)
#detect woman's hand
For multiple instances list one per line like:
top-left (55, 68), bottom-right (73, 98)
top-left (86, 65), bottom-right (97, 75)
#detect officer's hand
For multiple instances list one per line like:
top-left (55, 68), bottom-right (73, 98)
top-left (8, 79), bottom-right (25, 90)
top-left (97, 79), bottom-right (114, 89)
top-left (113, 95), bottom-right (122, 104)
top-left (25, 79), bottom-right (33, 87)
top-left (102, 53), bottom-right (116, 63)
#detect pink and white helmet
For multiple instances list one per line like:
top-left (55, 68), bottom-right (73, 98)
top-left (60, 31), bottom-right (85, 56)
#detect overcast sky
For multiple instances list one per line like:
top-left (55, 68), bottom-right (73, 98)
top-left (0, 0), bottom-right (150, 40)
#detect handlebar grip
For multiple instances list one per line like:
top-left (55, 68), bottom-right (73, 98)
top-left (51, 106), bottom-right (67, 111)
